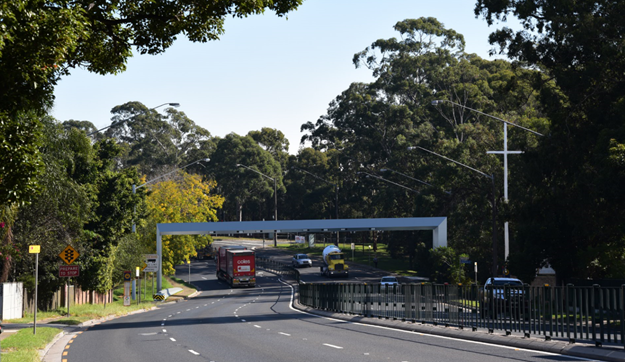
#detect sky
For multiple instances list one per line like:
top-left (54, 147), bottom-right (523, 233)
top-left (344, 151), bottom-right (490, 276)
top-left (51, 0), bottom-right (517, 154)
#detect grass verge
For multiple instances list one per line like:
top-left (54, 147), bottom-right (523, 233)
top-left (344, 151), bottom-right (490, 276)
top-left (0, 327), bottom-right (60, 362)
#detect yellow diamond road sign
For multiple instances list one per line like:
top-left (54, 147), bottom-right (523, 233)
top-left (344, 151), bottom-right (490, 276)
top-left (59, 245), bottom-right (79, 265)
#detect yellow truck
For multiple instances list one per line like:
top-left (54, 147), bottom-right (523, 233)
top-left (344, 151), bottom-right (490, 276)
top-left (320, 245), bottom-right (349, 278)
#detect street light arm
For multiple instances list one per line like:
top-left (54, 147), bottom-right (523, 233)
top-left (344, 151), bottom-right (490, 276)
top-left (291, 167), bottom-right (336, 187)
top-left (381, 168), bottom-right (452, 195)
top-left (137, 158), bottom-right (209, 189)
top-left (357, 171), bottom-right (420, 194)
top-left (407, 146), bottom-right (493, 180)
top-left (237, 164), bottom-right (275, 181)
top-left (432, 99), bottom-right (544, 137)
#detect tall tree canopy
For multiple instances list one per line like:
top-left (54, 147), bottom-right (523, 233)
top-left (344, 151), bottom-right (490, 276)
top-left (0, 0), bottom-right (302, 209)
top-left (475, 0), bottom-right (625, 281)
top-left (301, 18), bottom-right (546, 276)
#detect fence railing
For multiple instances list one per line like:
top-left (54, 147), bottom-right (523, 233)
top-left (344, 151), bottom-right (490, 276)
top-left (256, 257), bottom-right (300, 282)
top-left (299, 283), bottom-right (625, 348)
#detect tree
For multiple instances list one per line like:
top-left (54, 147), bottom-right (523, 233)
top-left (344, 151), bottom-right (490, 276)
top-left (206, 133), bottom-right (284, 222)
top-left (475, 0), bottom-right (625, 281)
top-left (301, 18), bottom-right (546, 276)
top-left (0, 0), bottom-right (303, 210)
top-left (0, 111), bottom-right (44, 206)
top-left (103, 101), bottom-right (213, 178)
top-left (140, 172), bottom-right (223, 274)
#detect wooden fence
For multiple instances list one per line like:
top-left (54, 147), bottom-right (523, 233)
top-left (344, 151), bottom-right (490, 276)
top-left (23, 285), bottom-right (113, 315)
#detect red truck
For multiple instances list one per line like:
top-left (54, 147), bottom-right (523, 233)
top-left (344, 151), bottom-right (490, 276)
top-left (216, 245), bottom-right (256, 287)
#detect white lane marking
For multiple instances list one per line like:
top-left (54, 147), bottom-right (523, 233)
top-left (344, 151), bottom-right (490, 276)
top-left (170, 338), bottom-right (176, 342)
top-left (168, 315), bottom-right (172, 317)
top-left (278, 280), bottom-right (596, 361)
top-left (364, 353), bottom-right (370, 355)
top-left (162, 329), bottom-right (167, 333)
top-left (323, 343), bottom-right (343, 349)
top-left (186, 309), bottom-right (191, 311)
top-left (176, 312), bottom-right (180, 314)
top-left (189, 350), bottom-right (200, 355)
top-left (139, 333), bottom-right (157, 336)
top-left (202, 277), bottom-right (207, 280)
top-left (279, 332), bottom-right (291, 336)
top-left (254, 325), bottom-right (262, 328)
top-left (163, 318), bottom-right (167, 321)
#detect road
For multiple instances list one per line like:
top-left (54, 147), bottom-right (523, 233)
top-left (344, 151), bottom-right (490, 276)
top-left (63, 244), bottom-right (596, 362)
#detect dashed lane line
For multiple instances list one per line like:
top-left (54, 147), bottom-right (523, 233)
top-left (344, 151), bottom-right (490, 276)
top-left (323, 343), bottom-right (344, 349)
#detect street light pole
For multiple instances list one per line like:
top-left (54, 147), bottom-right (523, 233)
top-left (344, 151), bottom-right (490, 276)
top-left (237, 164), bottom-right (278, 247)
top-left (408, 146), bottom-right (499, 277)
top-left (431, 99), bottom-right (543, 263)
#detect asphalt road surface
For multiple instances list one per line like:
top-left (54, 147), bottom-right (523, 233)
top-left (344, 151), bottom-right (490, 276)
top-left (64, 249), bottom-right (596, 362)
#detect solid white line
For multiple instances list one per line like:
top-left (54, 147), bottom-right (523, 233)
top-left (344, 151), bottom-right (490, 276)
top-left (189, 350), bottom-right (200, 355)
top-left (279, 332), bottom-right (291, 336)
top-left (323, 343), bottom-right (343, 349)
top-left (170, 338), bottom-right (176, 342)
top-left (278, 280), bottom-right (596, 361)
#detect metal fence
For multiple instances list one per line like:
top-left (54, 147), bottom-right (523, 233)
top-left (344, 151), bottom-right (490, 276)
top-left (299, 283), bottom-right (625, 348)
top-left (256, 257), bottom-right (300, 282)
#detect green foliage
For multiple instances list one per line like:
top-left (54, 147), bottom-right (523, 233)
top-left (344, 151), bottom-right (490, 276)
top-left (207, 133), bottom-right (284, 221)
top-left (0, 0), bottom-right (303, 116)
top-left (0, 111), bottom-right (44, 207)
top-left (475, 0), bottom-right (625, 281)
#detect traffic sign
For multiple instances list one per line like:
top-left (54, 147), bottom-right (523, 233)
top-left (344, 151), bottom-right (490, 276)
top-left (59, 245), bottom-right (79, 265)
top-left (59, 265), bottom-right (79, 277)
top-left (29, 245), bottom-right (41, 254)
top-left (143, 254), bottom-right (159, 272)
top-left (123, 270), bottom-right (132, 282)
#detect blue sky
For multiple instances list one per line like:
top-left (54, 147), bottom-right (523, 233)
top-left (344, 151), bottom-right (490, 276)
top-left (51, 0), bottom-right (517, 154)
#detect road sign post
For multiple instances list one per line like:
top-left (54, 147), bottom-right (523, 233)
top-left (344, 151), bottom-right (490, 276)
top-left (136, 267), bottom-right (140, 305)
top-left (123, 271), bottom-right (131, 306)
top-left (29, 245), bottom-right (40, 334)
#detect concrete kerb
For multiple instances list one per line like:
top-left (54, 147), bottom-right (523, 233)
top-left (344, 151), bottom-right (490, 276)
top-left (286, 281), bottom-right (625, 362)
top-left (41, 306), bottom-right (158, 362)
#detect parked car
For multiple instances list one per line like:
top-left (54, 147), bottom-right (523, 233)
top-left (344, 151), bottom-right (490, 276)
top-left (292, 254), bottom-right (312, 268)
top-left (380, 276), bottom-right (399, 289)
top-left (481, 277), bottom-right (527, 319)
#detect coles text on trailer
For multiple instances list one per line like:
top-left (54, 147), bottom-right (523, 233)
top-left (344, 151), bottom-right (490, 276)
top-left (225, 249), bottom-right (256, 287)
top-left (216, 245), bottom-right (247, 280)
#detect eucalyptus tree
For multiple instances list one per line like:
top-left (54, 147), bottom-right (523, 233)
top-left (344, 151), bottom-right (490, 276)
top-left (475, 0), bottom-right (625, 281)
top-left (0, 0), bottom-right (303, 212)
top-left (207, 133), bottom-right (284, 222)
top-left (102, 101), bottom-right (212, 178)
top-left (301, 17), bottom-right (546, 276)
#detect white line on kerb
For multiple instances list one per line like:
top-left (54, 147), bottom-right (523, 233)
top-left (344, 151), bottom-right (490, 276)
top-left (189, 350), bottom-right (200, 355)
top-left (323, 343), bottom-right (343, 349)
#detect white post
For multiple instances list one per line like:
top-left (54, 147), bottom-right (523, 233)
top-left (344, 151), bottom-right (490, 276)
top-left (34, 253), bottom-right (38, 335)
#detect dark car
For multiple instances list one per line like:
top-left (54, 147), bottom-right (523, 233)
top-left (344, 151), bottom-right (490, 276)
top-left (481, 277), bottom-right (527, 319)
